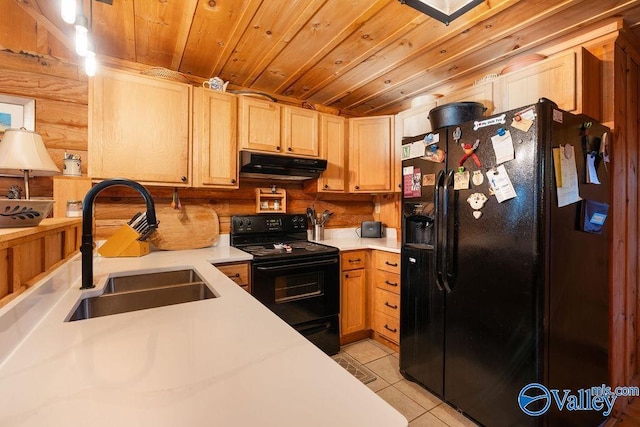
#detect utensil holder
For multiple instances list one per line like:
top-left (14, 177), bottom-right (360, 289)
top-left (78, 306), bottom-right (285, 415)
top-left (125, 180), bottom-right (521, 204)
top-left (312, 224), bottom-right (324, 241)
top-left (98, 224), bottom-right (150, 257)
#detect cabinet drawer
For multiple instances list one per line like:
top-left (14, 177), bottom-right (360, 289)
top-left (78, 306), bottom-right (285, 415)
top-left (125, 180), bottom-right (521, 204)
top-left (341, 250), bottom-right (367, 271)
top-left (374, 251), bottom-right (400, 274)
top-left (373, 269), bottom-right (400, 294)
top-left (375, 288), bottom-right (400, 318)
top-left (216, 262), bottom-right (251, 292)
top-left (374, 311), bottom-right (400, 343)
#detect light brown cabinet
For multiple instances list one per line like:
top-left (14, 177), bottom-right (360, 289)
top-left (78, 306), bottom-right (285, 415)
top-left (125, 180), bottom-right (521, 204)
top-left (340, 250), bottom-right (368, 340)
top-left (497, 47), bottom-right (601, 120)
top-left (192, 88), bottom-right (239, 189)
top-left (317, 114), bottom-right (347, 193)
top-left (281, 106), bottom-right (319, 156)
top-left (372, 251), bottom-right (400, 348)
top-left (215, 262), bottom-right (251, 293)
top-left (348, 116), bottom-right (394, 193)
top-left (239, 98), bottom-right (322, 157)
top-left (89, 67), bottom-right (191, 186)
top-left (238, 97), bottom-right (281, 153)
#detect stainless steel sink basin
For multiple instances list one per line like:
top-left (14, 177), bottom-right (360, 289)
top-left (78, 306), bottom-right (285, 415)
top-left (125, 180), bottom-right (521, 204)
top-left (67, 269), bottom-right (215, 322)
top-left (104, 269), bottom-right (205, 294)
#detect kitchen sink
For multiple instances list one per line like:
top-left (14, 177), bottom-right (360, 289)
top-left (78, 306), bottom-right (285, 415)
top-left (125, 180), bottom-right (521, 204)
top-left (67, 269), bottom-right (215, 322)
top-left (103, 269), bottom-right (205, 294)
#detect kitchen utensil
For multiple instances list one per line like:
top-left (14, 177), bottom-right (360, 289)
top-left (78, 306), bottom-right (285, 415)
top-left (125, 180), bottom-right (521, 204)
top-left (149, 204), bottom-right (220, 250)
top-left (306, 207), bottom-right (316, 225)
top-left (320, 210), bottom-right (333, 225)
top-left (428, 102), bottom-right (486, 130)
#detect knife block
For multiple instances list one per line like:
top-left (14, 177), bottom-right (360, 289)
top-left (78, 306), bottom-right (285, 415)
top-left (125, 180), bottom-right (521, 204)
top-left (98, 224), bottom-right (150, 257)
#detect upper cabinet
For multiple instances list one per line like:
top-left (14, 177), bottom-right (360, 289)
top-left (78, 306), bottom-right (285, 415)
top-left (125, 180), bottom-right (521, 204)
top-left (238, 97), bottom-right (321, 157)
top-left (282, 106), bottom-right (319, 157)
top-left (348, 116), bottom-right (394, 193)
top-left (317, 114), bottom-right (347, 193)
top-left (89, 68), bottom-right (191, 186)
top-left (436, 80), bottom-right (495, 115)
top-left (238, 97), bottom-right (281, 153)
top-left (497, 47), bottom-right (601, 120)
top-left (192, 88), bottom-right (239, 189)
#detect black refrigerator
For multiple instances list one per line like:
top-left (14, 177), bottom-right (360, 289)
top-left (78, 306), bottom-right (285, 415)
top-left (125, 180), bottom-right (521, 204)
top-left (399, 99), bottom-right (610, 427)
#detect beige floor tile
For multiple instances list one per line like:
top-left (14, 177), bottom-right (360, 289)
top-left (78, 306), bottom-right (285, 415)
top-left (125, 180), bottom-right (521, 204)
top-left (366, 374), bottom-right (390, 392)
top-left (409, 411), bottom-right (450, 427)
top-left (369, 338), bottom-right (395, 354)
top-left (377, 385), bottom-right (427, 422)
top-left (430, 403), bottom-right (479, 427)
top-left (366, 354), bottom-right (404, 384)
top-left (343, 339), bottom-right (389, 364)
top-left (394, 379), bottom-right (442, 411)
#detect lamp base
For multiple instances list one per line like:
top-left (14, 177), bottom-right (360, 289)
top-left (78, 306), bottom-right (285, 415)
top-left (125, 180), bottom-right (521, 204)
top-left (0, 199), bottom-right (55, 227)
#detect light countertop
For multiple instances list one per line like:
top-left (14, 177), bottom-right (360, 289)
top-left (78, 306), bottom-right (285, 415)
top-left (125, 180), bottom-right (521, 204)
top-left (0, 239), bottom-right (406, 427)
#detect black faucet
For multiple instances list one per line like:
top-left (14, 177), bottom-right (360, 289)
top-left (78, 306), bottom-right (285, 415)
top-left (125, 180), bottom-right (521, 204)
top-left (80, 178), bottom-right (158, 290)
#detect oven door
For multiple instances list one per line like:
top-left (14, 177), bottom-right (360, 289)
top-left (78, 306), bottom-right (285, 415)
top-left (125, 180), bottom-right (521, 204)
top-left (251, 254), bottom-right (339, 326)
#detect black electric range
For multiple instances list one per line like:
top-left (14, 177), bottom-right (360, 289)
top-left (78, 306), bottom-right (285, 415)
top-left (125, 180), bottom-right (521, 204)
top-left (230, 214), bottom-right (340, 355)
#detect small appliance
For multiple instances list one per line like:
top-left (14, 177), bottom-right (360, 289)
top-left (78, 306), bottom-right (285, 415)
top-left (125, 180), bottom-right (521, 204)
top-left (360, 221), bottom-right (383, 238)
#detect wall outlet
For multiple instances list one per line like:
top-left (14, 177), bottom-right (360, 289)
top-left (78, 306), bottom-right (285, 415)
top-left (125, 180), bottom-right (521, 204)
top-left (374, 202), bottom-right (381, 213)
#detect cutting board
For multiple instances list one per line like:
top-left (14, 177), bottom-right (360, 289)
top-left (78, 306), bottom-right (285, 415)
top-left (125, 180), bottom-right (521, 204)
top-left (149, 204), bottom-right (220, 250)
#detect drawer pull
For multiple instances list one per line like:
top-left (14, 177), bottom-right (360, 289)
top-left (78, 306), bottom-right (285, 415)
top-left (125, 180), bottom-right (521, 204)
top-left (384, 324), bottom-right (398, 333)
top-left (384, 301), bottom-right (398, 309)
top-left (348, 258), bottom-right (362, 263)
top-left (227, 273), bottom-right (241, 278)
top-left (385, 261), bottom-right (398, 267)
top-left (384, 280), bottom-right (399, 287)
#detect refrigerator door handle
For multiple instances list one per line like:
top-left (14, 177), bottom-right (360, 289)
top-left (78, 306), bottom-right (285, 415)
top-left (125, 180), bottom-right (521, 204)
top-left (434, 170), bottom-right (445, 291)
top-left (441, 169), bottom-right (454, 293)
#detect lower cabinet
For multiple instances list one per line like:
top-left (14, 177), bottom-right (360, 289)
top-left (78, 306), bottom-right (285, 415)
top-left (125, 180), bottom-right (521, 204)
top-left (340, 250), bottom-right (368, 342)
top-left (215, 262), bottom-right (251, 293)
top-left (372, 251), bottom-right (401, 350)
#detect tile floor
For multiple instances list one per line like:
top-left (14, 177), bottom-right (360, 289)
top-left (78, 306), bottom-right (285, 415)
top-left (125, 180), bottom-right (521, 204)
top-left (340, 339), bottom-right (479, 427)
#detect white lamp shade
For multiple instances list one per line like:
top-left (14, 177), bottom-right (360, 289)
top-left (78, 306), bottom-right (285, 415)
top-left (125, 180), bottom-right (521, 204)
top-left (0, 128), bottom-right (61, 176)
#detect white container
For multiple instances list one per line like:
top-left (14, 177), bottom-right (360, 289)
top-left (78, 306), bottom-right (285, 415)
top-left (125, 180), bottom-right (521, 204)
top-left (63, 159), bottom-right (81, 176)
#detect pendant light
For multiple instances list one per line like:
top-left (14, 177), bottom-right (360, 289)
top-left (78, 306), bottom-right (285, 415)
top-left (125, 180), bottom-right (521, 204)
top-left (74, 14), bottom-right (89, 57)
top-left (60, 0), bottom-right (76, 24)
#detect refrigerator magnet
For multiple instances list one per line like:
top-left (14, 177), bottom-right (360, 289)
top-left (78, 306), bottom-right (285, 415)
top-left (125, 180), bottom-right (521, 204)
top-left (472, 170), bottom-right (484, 186)
top-left (454, 169), bottom-right (470, 190)
top-left (467, 193), bottom-right (488, 219)
top-left (486, 165), bottom-right (517, 203)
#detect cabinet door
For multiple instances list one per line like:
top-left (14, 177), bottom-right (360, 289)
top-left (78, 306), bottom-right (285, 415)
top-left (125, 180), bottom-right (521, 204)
top-left (282, 106), bottom-right (319, 157)
top-left (239, 97), bottom-right (281, 153)
top-left (193, 88), bottom-right (238, 188)
top-left (348, 116), bottom-right (394, 193)
top-left (437, 80), bottom-right (495, 115)
top-left (318, 114), bottom-right (346, 192)
top-left (498, 48), bottom-right (601, 120)
top-left (341, 268), bottom-right (367, 336)
top-left (89, 68), bottom-right (191, 185)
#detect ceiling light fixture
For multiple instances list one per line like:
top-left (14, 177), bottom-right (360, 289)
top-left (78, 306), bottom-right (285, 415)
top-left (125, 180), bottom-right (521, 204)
top-left (398, 0), bottom-right (484, 25)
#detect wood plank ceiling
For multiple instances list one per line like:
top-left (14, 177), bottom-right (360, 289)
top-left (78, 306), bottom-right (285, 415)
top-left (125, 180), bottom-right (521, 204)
top-left (18, 0), bottom-right (640, 117)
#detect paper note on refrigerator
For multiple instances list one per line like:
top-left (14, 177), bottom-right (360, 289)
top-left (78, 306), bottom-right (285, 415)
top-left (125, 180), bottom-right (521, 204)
top-left (586, 152), bottom-right (601, 184)
top-left (486, 165), bottom-right (516, 203)
top-left (401, 141), bottom-right (426, 161)
top-left (491, 130), bottom-right (515, 164)
top-left (554, 144), bottom-right (582, 207)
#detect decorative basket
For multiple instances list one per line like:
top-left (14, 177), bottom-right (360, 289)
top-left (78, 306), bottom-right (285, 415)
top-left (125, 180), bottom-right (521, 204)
top-left (140, 67), bottom-right (190, 83)
top-left (0, 199), bottom-right (55, 228)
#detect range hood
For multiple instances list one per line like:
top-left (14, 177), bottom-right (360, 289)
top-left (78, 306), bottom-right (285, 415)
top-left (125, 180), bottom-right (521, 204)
top-left (239, 151), bottom-right (327, 181)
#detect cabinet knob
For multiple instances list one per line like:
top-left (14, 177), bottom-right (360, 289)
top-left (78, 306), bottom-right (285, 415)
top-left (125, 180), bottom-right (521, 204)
top-left (287, 147), bottom-right (292, 151)
top-left (323, 184), bottom-right (329, 189)
top-left (276, 146), bottom-right (281, 151)
top-left (345, 273), bottom-right (349, 278)
top-left (231, 179), bottom-right (236, 184)
top-left (181, 176), bottom-right (187, 183)
top-left (355, 185), bottom-right (360, 190)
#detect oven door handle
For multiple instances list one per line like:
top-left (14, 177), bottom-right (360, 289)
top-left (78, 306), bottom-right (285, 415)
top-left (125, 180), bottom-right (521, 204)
top-left (255, 258), bottom-right (339, 271)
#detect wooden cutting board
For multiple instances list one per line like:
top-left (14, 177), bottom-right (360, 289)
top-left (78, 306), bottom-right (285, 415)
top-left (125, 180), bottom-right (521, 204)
top-left (149, 204), bottom-right (220, 250)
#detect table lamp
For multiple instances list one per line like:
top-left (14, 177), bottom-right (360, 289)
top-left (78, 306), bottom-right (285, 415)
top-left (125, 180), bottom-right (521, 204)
top-left (0, 128), bottom-right (61, 227)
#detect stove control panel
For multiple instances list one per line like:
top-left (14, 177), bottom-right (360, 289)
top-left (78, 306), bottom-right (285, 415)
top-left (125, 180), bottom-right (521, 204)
top-left (231, 214), bottom-right (308, 234)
